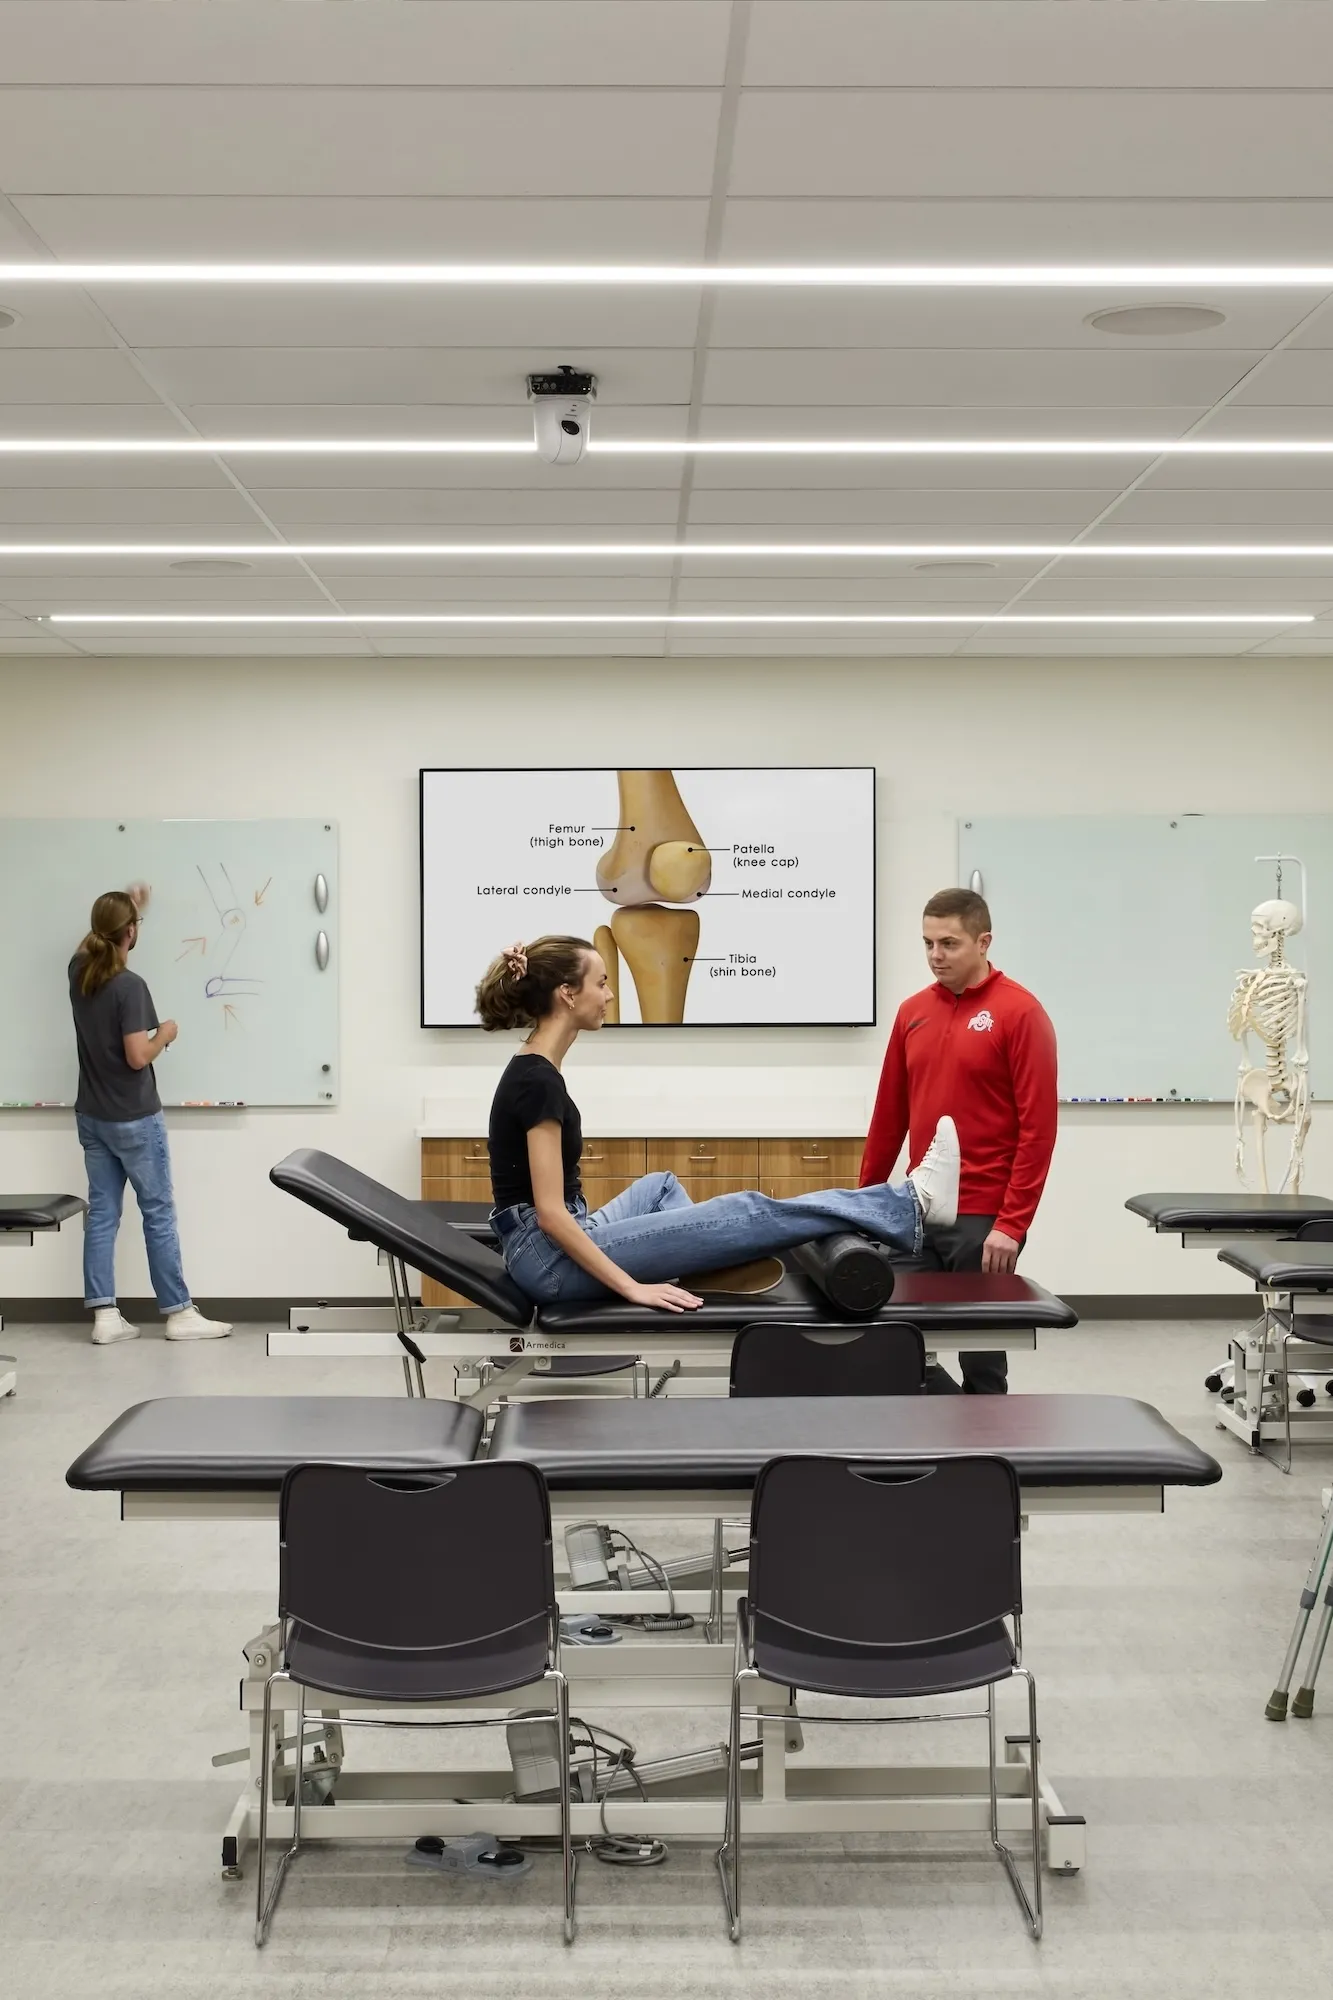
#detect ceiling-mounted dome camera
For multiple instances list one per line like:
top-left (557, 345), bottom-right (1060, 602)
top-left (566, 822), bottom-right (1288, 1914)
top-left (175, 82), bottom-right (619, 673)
top-left (527, 364), bottom-right (597, 465)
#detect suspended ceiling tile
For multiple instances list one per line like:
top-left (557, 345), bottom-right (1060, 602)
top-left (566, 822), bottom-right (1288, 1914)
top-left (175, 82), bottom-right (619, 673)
top-left (0, 3), bottom-right (731, 88)
top-left (730, 90), bottom-right (1333, 200)
top-left (0, 88), bottom-right (723, 197)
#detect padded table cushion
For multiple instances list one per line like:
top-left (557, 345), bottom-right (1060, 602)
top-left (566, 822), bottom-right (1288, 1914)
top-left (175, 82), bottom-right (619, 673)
top-left (0, 1193), bottom-right (85, 1229)
top-left (488, 1393), bottom-right (1219, 1491)
top-left (1127, 1191), bottom-right (1333, 1232)
top-left (66, 1396), bottom-right (485, 1491)
top-left (536, 1269), bottom-right (1076, 1335)
top-left (1216, 1240), bottom-right (1333, 1290)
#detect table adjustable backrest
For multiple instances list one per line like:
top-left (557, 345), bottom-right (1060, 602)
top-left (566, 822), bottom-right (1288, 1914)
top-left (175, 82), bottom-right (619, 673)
top-left (749, 1454), bottom-right (1022, 1652)
top-left (269, 1147), bottom-right (534, 1326)
top-left (279, 1460), bottom-right (554, 1662)
top-left (730, 1321), bottom-right (925, 1398)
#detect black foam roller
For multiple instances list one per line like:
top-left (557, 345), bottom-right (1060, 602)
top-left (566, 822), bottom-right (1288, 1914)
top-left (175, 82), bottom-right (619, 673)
top-left (788, 1233), bottom-right (897, 1319)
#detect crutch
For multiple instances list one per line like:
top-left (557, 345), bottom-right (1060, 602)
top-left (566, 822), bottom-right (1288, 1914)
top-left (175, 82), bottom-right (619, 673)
top-left (1266, 1491), bottom-right (1333, 1720)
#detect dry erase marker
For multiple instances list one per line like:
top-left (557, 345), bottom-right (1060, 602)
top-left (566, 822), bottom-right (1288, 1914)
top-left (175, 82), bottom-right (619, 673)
top-left (33, 1100), bottom-right (67, 1107)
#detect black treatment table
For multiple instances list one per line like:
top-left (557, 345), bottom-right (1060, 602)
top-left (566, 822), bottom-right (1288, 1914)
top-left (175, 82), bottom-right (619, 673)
top-left (1, 1192), bottom-right (86, 1398)
top-left (66, 1395), bottom-right (485, 1516)
top-left (1127, 1189), bottom-right (1333, 1457)
top-left (1126, 1191), bottom-right (1333, 1244)
top-left (268, 1148), bottom-right (1077, 1404)
top-left (487, 1392), bottom-right (1222, 1514)
top-left (67, 1386), bottom-right (1219, 1880)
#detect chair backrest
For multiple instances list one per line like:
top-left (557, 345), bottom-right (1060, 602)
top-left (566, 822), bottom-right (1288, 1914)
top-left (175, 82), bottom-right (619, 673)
top-left (749, 1454), bottom-right (1021, 1649)
top-left (269, 1147), bottom-right (534, 1326)
top-left (730, 1322), bottom-right (925, 1398)
top-left (278, 1460), bottom-right (554, 1653)
top-left (1296, 1217), bottom-right (1333, 1242)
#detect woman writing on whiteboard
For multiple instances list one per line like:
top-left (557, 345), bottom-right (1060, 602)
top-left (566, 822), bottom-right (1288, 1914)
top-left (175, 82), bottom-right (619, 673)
top-left (476, 936), bottom-right (959, 1312)
top-left (68, 888), bottom-right (231, 1345)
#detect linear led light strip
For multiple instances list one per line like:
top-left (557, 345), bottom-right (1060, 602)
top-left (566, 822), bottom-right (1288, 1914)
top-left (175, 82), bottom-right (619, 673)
top-left (9, 542), bottom-right (1333, 559)
top-left (4, 262), bottom-right (1333, 286)
top-left (3, 437), bottom-right (1333, 456)
top-left (47, 612), bottom-right (1313, 627)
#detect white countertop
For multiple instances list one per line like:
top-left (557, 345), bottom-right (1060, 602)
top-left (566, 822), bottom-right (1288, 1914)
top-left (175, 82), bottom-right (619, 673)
top-left (418, 1066), bottom-right (878, 1139)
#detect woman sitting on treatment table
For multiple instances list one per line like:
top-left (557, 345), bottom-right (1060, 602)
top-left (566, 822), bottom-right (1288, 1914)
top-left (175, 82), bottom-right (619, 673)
top-left (476, 935), bottom-right (960, 1313)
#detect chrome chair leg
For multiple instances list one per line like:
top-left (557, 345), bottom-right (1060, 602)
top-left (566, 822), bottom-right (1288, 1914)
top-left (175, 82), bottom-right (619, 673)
top-left (706, 1518), bottom-right (726, 1645)
top-left (989, 1669), bottom-right (1043, 1941)
top-left (552, 1669), bottom-right (577, 1943)
top-left (715, 1663), bottom-right (753, 1941)
top-left (255, 1672), bottom-right (303, 1946)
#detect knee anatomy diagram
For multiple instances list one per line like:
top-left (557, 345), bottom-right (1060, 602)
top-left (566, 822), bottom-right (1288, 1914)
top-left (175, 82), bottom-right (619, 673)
top-left (594, 771), bottom-right (711, 1025)
top-left (420, 764), bottom-right (876, 1028)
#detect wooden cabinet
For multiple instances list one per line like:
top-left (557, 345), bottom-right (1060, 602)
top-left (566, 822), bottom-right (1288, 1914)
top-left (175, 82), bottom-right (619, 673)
top-left (578, 1139), bottom-right (647, 1176)
top-left (758, 1138), bottom-right (864, 1182)
top-left (646, 1139), bottom-right (759, 1180)
top-left (422, 1137), bottom-right (492, 1177)
top-left (581, 1176), bottom-right (638, 1211)
top-left (418, 1128), bottom-right (866, 1309)
top-left (675, 1174), bottom-right (757, 1204)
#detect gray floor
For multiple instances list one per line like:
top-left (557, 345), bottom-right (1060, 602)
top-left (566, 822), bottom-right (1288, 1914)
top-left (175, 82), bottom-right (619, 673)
top-left (2, 1316), bottom-right (1332, 2000)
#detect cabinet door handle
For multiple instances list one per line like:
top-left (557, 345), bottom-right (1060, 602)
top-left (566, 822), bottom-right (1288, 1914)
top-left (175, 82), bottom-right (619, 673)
top-left (583, 1151), bottom-right (606, 1163)
top-left (800, 1149), bottom-right (830, 1163)
top-left (462, 1150), bottom-right (489, 1163)
top-left (689, 1149), bottom-right (718, 1162)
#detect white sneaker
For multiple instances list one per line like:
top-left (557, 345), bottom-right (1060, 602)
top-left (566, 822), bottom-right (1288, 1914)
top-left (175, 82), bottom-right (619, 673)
top-left (164, 1306), bottom-right (232, 1341)
top-left (92, 1308), bottom-right (139, 1345)
top-left (908, 1115), bottom-right (960, 1231)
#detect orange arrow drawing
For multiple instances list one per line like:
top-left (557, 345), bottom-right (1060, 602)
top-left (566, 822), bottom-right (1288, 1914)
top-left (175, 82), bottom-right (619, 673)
top-left (254, 878), bottom-right (271, 906)
top-left (177, 936), bottom-right (207, 959)
top-left (224, 1004), bottom-right (240, 1029)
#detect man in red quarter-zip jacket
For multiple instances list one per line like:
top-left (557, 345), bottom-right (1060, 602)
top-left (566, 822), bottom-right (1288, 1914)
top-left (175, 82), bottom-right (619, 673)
top-left (860, 887), bottom-right (1057, 1395)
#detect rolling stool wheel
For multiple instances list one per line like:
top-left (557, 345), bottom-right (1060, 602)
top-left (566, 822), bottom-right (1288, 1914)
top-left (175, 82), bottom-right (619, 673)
top-left (1297, 1385), bottom-right (1318, 1409)
top-left (1204, 1371), bottom-right (1224, 1394)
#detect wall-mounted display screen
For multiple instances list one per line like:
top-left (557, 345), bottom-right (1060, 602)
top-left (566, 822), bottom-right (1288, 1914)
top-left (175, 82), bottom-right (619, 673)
top-left (420, 767), bottom-right (876, 1028)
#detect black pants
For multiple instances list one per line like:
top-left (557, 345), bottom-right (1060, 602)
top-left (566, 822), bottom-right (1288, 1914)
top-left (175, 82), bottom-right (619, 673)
top-left (892, 1212), bottom-right (1013, 1395)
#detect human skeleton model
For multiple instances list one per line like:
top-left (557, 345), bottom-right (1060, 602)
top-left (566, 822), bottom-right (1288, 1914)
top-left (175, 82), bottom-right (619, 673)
top-left (595, 771), bottom-right (711, 1024)
top-left (1228, 899), bottom-right (1311, 1194)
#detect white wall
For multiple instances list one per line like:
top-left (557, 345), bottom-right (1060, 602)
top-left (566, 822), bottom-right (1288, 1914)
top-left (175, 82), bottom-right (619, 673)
top-left (4, 651), bottom-right (1332, 1306)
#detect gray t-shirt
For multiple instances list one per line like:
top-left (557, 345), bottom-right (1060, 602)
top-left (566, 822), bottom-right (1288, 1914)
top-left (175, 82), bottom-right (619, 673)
top-left (68, 957), bottom-right (162, 1122)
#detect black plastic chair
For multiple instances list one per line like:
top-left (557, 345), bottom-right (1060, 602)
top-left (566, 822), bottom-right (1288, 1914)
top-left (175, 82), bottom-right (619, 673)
top-left (255, 1460), bottom-right (575, 1947)
top-left (699, 1323), bottom-right (929, 1639)
top-left (729, 1321), bottom-right (926, 1398)
top-left (716, 1454), bottom-right (1041, 1944)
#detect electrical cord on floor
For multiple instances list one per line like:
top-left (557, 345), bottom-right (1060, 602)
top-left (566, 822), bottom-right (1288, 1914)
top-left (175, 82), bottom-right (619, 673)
top-left (572, 1719), bottom-right (668, 1867)
top-left (606, 1528), bottom-right (694, 1634)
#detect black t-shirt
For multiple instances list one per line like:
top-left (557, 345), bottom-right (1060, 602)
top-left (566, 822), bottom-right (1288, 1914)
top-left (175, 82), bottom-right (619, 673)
top-left (68, 957), bottom-right (162, 1122)
top-left (488, 1054), bottom-right (583, 1210)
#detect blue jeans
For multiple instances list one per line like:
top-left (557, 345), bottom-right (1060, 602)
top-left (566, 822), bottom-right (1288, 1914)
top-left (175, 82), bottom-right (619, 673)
top-left (76, 1111), bottom-right (191, 1312)
top-left (493, 1170), bottom-right (923, 1304)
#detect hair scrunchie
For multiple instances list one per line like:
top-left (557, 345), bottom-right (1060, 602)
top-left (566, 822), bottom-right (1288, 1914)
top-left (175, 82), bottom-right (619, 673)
top-left (504, 941), bottom-right (528, 979)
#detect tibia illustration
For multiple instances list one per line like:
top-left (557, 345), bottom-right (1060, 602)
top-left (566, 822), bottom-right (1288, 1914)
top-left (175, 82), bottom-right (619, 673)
top-left (610, 905), bottom-right (700, 1025)
top-left (596, 771), bottom-right (712, 908)
top-left (593, 923), bottom-right (620, 1026)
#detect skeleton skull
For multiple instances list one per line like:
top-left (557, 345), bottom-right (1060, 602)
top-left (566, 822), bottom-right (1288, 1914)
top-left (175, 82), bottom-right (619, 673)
top-left (1251, 898), bottom-right (1303, 959)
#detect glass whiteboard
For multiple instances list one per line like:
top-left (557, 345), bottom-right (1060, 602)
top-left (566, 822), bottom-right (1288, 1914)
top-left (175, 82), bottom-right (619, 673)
top-left (958, 815), bottom-right (1327, 1103)
top-left (0, 820), bottom-right (338, 1108)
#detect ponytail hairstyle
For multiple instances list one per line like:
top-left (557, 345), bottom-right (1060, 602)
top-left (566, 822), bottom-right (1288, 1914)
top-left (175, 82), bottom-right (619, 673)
top-left (76, 891), bottom-right (140, 997)
top-left (474, 935), bottom-right (594, 1032)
